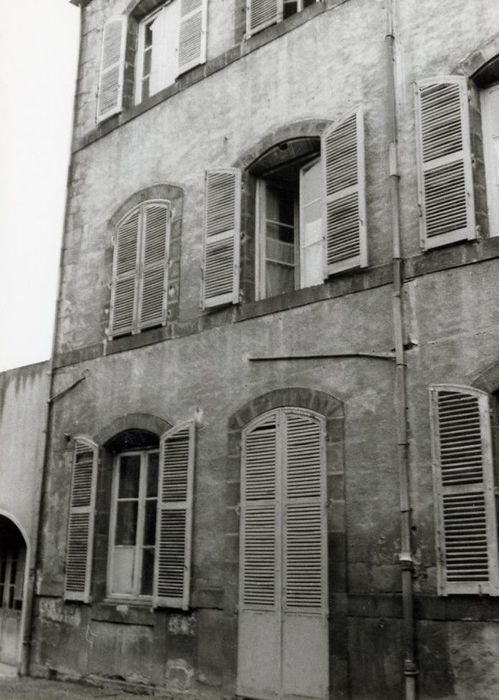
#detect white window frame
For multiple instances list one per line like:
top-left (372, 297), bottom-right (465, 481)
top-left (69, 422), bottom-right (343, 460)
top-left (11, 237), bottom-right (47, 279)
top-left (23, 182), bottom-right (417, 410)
top-left (107, 449), bottom-right (159, 601)
top-left (135, 2), bottom-right (179, 105)
top-left (481, 83), bottom-right (499, 237)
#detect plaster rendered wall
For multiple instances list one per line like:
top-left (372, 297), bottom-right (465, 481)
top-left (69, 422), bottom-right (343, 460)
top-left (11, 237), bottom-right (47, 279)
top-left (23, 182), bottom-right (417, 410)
top-left (33, 0), bottom-right (499, 697)
top-left (0, 362), bottom-right (49, 547)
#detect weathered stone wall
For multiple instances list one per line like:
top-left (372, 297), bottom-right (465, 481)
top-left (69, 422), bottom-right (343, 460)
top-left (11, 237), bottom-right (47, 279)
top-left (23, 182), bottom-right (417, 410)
top-left (31, 0), bottom-right (499, 697)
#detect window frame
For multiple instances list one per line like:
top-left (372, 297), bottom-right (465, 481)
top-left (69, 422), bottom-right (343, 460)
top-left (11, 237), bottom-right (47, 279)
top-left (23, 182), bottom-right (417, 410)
top-left (481, 81), bottom-right (499, 238)
top-left (107, 448), bottom-right (159, 602)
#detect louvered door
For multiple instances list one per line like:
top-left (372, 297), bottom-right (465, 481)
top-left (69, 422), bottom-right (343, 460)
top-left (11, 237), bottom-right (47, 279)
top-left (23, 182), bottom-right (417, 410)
top-left (430, 386), bottom-right (499, 595)
top-left (321, 110), bottom-right (367, 275)
top-left (64, 438), bottom-right (99, 602)
top-left (415, 77), bottom-right (475, 249)
top-left (238, 409), bottom-right (328, 700)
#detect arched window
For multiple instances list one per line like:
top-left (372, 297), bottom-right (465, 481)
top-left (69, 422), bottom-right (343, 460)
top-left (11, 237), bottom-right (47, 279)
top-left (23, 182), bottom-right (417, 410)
top-left (109, 200), bottom-right (170, 338)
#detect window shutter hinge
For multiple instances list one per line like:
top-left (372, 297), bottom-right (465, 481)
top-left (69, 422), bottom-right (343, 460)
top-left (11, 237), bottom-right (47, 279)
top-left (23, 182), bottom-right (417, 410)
top-left (235, 504), bottom-right (241, 516)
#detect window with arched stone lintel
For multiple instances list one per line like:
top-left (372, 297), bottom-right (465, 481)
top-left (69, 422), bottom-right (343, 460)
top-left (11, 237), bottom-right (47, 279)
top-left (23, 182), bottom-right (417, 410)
top-left (107, 186), bottom-right (183, 339)
top-left (222, 387), bottom-right (348, 695)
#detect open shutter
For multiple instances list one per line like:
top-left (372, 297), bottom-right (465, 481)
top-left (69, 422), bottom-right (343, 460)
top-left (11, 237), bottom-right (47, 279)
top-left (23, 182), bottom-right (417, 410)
top-left (154, 421), bottom-right (196, 609)
top-left (177, 0), bottom-right (207, 76)
top-left (202, 169), bottom-right (241, 309)
top-left (321, 109), bottom-right (367, 276)
top-left (415, 77), bottom-right (475, 249)
top-left (138, 202), bottom-right (169, 330)
top-left (429, 385), bottom-right (499, 595)
top-left (246, 0), bottom-right (282, 36)
top-left (97, 17), bottom-right (127, 122)
top-left (64, 438), bottom-right (98, 602)
top-left (109, 208), bottom-right (140, 337)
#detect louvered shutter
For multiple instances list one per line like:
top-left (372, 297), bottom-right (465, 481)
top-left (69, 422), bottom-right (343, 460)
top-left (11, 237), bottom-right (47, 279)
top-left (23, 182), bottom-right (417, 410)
top-left (321, 109), bottom-right (367, 276)
top-left (64, 438), bottom-right (98, 602)
top-left (284, 412), bottom-right (326, 611)
top-left (97, 17), bottom-right (127, 122)
top-left (202, 169), bottom-right (241, 308)
top-left (109, 208), bottom-right (140, 337)
top-left (429, 386), bottom-right (499, 595)
top-left (154, 421), bottom-right (196, 609)
top-left (241, 413), bottom-right (278, 608)
top-left (246, 0), bottom-right (282, 36)
top-left (177, 0), bottom-right (207, 76)
top-left (138, 202), bottom-right (169, 330)
top-left (415, 77), bottom-right (475, 249)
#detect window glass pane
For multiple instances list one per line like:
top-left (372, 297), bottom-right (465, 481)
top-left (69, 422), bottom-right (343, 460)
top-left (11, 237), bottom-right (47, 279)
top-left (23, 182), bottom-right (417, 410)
top-left (266, 263), bottom-right (295, 296)
top-left (145, 21), bottom-right (153, 48)
top-left (112, 547), bottom-right (135, 595)
top-left (8, 586), bottom-right (14, 609)
top-left (303, 0), bottom-right (316, 6)
top-left (266, 185), bottom-right (294, 226)
top-left (283, 0), bottom-right (298, 18)
top-left (143, 47), bottom-right (152, 77)
top-left (9, 558), bottom-right (17, 586)
top-left (115, 501), bottom-right (138, 545)
top-left (119, 455), bottom-right (141, 498)
top-left (143, 501), bottom-right (157, 546)
top-left (141, 548), bottom-right (155, 596)
top-left (0, 585), bottom-right (4, 607)
top-left (142, 77), bottom-right (150, 100)
top-left (147, 453), bottom-right (159, 497)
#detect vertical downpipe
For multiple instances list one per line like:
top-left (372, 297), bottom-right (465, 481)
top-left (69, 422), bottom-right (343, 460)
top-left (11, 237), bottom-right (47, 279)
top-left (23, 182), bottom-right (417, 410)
top-left (385, 2), bottom-right (418, 699)
top-left (19, 2), bottom-right (84, 677)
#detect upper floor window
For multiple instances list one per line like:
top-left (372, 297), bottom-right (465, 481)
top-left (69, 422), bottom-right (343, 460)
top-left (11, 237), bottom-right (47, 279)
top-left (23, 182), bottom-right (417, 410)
top-left (109, 200), bottom-right (170, 338)
top-left (201, 112), bottom-right (367, 308)
top-left (97, 1), bottom-right (208, 121)
top-left (247, 0), bottom-right (319, 37)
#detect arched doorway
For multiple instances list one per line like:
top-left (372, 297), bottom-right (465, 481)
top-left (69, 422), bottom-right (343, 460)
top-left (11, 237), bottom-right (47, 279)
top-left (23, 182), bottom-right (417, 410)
top-left (0, 515), bottom-right (27, 668)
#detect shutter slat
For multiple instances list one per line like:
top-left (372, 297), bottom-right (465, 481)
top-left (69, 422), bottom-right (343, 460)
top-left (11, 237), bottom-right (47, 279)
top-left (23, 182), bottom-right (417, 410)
top-left (97, 17), bottom-right (126, 122)
top-left (322, 110), bottom-right (367, 275)
top-left (202, 170), bottom-right (241, 308)
top-left (415, 77), bottom-right (475, 248)
top-left (154, 421), bottom-right (195, 609)
top-left (430, 386), bottom-right (499, 595)
top-left (64, 439), bottom-right (98, 602)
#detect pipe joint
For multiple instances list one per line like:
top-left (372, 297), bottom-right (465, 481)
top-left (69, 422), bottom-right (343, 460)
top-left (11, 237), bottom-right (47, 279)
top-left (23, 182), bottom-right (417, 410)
top-left (403, 659), bottom-right (419, 677)
top-left (399, 553), bottom-right (415, 571)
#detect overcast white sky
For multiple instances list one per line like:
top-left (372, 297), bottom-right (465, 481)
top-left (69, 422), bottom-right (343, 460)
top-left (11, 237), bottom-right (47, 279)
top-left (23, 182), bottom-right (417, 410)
top-left (0, 1), bottom-right (80, 371)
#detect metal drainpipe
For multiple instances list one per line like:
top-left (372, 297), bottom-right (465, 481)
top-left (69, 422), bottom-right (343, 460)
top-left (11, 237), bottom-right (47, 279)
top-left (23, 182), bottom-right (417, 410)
top-left (385, 2), bottom-right (418, 699)
top-left (19, 3), bottom-right (84, 677)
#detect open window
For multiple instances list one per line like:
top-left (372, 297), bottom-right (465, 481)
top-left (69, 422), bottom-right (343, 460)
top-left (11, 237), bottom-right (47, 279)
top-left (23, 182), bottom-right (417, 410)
top-left (255, 154), bottom-right (323, 299)
top-left (246, 0), bottom-right (319, 37)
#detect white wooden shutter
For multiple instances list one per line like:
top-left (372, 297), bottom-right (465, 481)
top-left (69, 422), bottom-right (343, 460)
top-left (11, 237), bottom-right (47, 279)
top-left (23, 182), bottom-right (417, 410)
top-left (202, 169), bottom-right (241, 308)
top-left (241, 413), bottom-right (278, 608)
top-left (300, 158), bottom-right (323, 288)
top-left (415, 77), bottom-right (475, 249)
top-left (109, 208), bottom-right (140, 337)
top-left (177, 0), bottom-right (207, 76)
top-left (138, 202), bottom-right (169, 330)
top-left (154, 421), bottom-right (196, 609)
top-left (429, 385), bottom-right (499, 595)
top-left (284, 412), bottom-right (326, 611)
top-left (97, 17), bottom-right (127, 122)
top-left (482, 85), bottom-right (499, 237)
top-left (321, 109), bottom-right (367, 276)
top-left (246, 0), bottom-right (282, 36)
top-left (64, 438), bottom-right (99, 602)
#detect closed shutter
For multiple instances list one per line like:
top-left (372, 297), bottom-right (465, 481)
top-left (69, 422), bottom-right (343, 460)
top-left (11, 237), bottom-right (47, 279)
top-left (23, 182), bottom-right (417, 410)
top-left (97, 17), bottom-right (127, 122)
top-left (177, 0), bottom-right (207, 76)
top-left (64, 438), bottom-right (99, 602)
top-left (202, 169), bottom-right (241, 308)
top-left (138, 202), bottom-right (169, 330)
top-left (284, 412), bottom-right (326, 610)
top-left (241, 413), bottom-right (278, 608)
top-left (415, 77), bottom-right (475, 249)
top-left (246, 0), bottom-right (282, 36)
top-left (321, 109), bottom-right (367, 276)
top-left (429, 385), bottom-right (499, 595)
top-left (154, 421), bottom-right (196, 609)
top-left (110, 208), bottom-right (140, 337)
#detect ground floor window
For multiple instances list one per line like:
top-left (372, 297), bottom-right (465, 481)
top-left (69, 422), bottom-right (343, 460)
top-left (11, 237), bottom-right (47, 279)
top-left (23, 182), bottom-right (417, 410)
top-left (108, 449), bottom-right (159, 598)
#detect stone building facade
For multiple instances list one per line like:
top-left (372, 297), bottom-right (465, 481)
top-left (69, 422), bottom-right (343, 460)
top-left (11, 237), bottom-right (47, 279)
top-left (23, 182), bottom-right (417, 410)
top-left (12, 0), bottom-right (499, 698)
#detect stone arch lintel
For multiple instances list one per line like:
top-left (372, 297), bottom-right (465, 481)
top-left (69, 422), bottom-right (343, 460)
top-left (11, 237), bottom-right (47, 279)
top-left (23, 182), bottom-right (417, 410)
top-left (109, 183), bottom-right (184, 230)
top-left (93, 412), bottom-right (173, 446)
